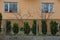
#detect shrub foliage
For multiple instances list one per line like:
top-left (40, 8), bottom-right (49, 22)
top-left (13, 23), bottom-right (19, 34)
top-left (41, 20), bottom-right (47, 35)
top-left (6, 20), bottom-right (11, 34)
top-left (0, 13), bottom-right (2, 32)
top-left (24, 22), bottom-right (30, 35)
top-left (32, 20), bottom-right (36, 35)
top-left (50, 21), bottom-right (58, 35)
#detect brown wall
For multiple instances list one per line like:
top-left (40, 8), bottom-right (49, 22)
top-left (0, 0), bottom-right (60, 19)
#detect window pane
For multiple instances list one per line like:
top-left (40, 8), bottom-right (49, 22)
top-left (9, 3), bottom-right (17, 12)
top-left (13, 3), bottom-right (17, 12)
top-left (49, 4), bottom-right (54, 12)
top-left (42, 3), bottom-right (48, 13)
top-left (4, 3), bottom-right (8, 12)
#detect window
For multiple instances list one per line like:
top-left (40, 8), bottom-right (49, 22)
top-left (4, 2), bottom-right (17, 13)
top-left (42, 3), bottom-right (54, 13)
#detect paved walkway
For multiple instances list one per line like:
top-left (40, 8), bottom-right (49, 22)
top-left (0, 36), bottom-right (60, 40)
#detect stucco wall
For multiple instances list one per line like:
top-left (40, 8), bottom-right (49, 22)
top-left (0, 0), bottom-right (60, 19)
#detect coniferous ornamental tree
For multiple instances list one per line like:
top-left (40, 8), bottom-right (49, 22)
top-left (0, 13), bottom-right (2, 32)
top-left (13, 23), bottom-right (19, 34)
top-left (50, 21), bottom-right (58, 35)
top-left (32, 20), bottom-right (36, 35)
top-left (24, 22), bottom-right (30, 35)
top-left (41, 20), bottom-right (47, 35)
top-left (6, 20), bottom-right (11, 34)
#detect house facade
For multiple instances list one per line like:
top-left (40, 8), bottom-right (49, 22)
top-left (0, 0), bottom-right (60, 35)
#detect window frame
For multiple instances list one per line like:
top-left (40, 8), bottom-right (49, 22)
top-left (42, 3), bottom-right (54, 13)
top-left (4, 2), bottom-right (18, 13)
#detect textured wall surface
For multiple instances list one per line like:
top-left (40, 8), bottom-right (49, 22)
top-left (0, 0), bottom-right (60, 19)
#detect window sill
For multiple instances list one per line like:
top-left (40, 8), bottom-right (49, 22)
top-left (4, 12), bottom-right (18, 13)
top-left (42, 12), bottom-right (54, 14)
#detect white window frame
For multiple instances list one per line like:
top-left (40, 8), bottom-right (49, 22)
top-left (8, 3), bottom-right (9, 12)
top-left (42, 3), bottom-right (54, 13)
top-left (4, 2), bottom-right (18, 13)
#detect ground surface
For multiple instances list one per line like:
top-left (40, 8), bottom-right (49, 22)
top-left (0, 35), bottom-right (60, 40)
